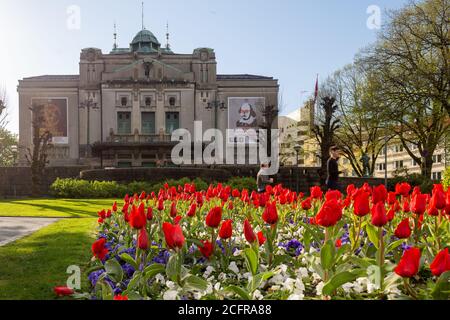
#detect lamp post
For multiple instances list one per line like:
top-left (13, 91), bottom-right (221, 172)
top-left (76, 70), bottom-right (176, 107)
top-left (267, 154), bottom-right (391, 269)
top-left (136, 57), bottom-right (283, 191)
top-left (79, 98), bottom-right (99, 157)
top-left (207, 96), bottom-right (226, 129)
top-left (294, 144), bottom-right (301, 193)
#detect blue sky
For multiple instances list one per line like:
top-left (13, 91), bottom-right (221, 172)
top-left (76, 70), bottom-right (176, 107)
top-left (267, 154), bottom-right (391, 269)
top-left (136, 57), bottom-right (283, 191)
top-left (0, 0), bottom-right (409, 134)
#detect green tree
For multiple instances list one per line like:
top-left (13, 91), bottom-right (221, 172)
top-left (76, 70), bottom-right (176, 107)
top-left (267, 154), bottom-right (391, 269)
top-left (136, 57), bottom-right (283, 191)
top-left (362, 0), bottom-right (450, 178)
top-left (0, 129), bottom-right (18, 166)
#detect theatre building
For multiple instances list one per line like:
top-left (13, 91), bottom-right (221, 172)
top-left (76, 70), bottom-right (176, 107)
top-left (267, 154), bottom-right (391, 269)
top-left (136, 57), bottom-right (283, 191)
top-left (17, 27), bottom-right (279, 168)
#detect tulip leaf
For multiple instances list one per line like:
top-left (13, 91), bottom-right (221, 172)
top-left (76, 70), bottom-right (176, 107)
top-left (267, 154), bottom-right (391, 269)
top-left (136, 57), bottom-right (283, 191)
top-left (166, 255), bottom-right (180, 282)
top-left (143, 263), bottom-right (166, 279)
top-left (432, 271), bottom-right (450, 300)
top-left (184, 275), bottom-right (208, 292)
top-left (123, 271), bottom-right (142, 295)
top-left (119, 253), bottom-right (139, 270)
top-left (100, 280), bottom-right (114, 300)
top-left (365, 224), bottom-right (379, 249)
top-left (320, 240), bottom-right (335, 271)
top-left (385, 239), bottom-right (405, 255)
top-left (244, 248), bottom-right (259, 276)
top-left (247, 271), bottom-right (274, 293)
top-left (105, 258), bottom-right (124, 283)
top-left (322, 269), bottom-right (365, 296)
top-left (225, 285), bottom-right (252, 300)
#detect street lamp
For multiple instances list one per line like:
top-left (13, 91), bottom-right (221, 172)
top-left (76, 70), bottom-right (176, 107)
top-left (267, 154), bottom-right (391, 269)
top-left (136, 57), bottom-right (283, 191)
top-left (207, 97), bottom-right (226, 129)
top-left (79, 98), bottom-right (99, 157)
top-left (294, 144), bottom-right (301, 193)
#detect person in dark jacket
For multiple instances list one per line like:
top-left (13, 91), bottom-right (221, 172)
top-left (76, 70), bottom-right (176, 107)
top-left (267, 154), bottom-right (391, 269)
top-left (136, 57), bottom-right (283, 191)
top-left (326, 146), bottom-right (342, 191)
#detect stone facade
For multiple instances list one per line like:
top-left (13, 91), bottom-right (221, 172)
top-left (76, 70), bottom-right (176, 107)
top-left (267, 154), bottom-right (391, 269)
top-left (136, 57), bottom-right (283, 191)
top-left (18, 28), bottom-right (279, 168)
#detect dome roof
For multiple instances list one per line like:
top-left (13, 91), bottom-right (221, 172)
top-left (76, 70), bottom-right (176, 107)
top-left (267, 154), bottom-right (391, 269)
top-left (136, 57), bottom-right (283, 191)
top-left (131, 29), bottom-right (160, 46)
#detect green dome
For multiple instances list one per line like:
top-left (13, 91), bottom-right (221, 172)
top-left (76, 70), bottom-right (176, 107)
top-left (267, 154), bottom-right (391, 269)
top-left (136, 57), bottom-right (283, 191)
top-left (130, 29), bottom-right (161, 53)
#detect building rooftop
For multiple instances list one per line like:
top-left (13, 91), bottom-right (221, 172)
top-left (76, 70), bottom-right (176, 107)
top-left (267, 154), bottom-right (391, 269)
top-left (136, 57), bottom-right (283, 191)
top-left (22, 75), bottom-right (80, 81)
top-left (216, 74), bottom-right (274, 81)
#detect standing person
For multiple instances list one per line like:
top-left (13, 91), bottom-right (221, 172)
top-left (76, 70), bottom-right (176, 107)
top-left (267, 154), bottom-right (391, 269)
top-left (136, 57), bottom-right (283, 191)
top-left (326, 146), bottom-right (342, 191)
top-left (257, 162), bottom-right (274, 193)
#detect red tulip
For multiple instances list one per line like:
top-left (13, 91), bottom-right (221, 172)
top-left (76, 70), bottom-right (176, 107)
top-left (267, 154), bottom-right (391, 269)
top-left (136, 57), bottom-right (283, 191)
top-left (174, 215), bottom-right (182, 225)
top-left (346, 184), bottom-right (356, 198)
top-left (219, 219), bottom-right (233, 239)
top-left (92, 238), bottom-right (109, 261)
top-left (430, 184), bottom-right (446, 210)
top-left (410, 192), bottom-right (427, 215)
top-left (427, 205), bottom-right (439, 217)
top-left (243, 219), bottom-right (256, 244)
top-left (231, 189), bottom-right (240, 198)
top-left (112, 201), bottom-right (118, 212)
top-left (187, 202), bottom-right (197, 217)
top-left (157, 198), bottom-right (164, 211)
top-left (54, 286), bottom-right (74, 296)
top-left (138, 228), bottom-right (149, 250)
top-left (129, 204), bottom-right (146, 229)
top-left (315, 198), bottom-right (342, 227)
top-left (402, 200), bottom-right (410, 213)
top-left (353, 190), bottom-right (370, 217)
top-left (162, 222), bottom-right (185, 250)
top-left (146, 207), bottom-right (153, 221)
top-left (395, 182), bottom-right (411, 197)
top-left (325, 190), bottom-right (341, 201)
top-left (139, 191), bottom-right (146, 200)
top-left (262, 201), bottom-right (278, 225)
top-left (430, 248), bottom-right (450, 277)
top-left (371, 202), bottom-right (388, 227)
top-left (372, 185), bottom-right (387, 204)
top-left (387, 207), bottom-right (395, 222)
top-left (199, 240), bottom-right (214, 259)
top-left (387, 192), bottom-right (397, 205)
top-left (257, 231), bottom-right (266, 246)
top-left (114, 294), bottom-right (129, 300)
top-left (301, 197), bottom-right (312, 210)
top-left (394, 247), bottom-right (421, 278)
top-left (122, 202), bottom-right (130, 222)
top-left (170, 201), bottom-right (178, 218)
top-left (335, 239), bottom-right (342, 248)
top-left (394, 218), bottom-right (411, 239)
top-left (205, 206), bottom-right (222, 228)
top-left (310, 186), bottom-right (323, 199)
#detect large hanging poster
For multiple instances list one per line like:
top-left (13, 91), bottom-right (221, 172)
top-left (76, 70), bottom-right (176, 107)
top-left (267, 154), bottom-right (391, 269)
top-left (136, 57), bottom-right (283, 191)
top-left (227, 97), bottom-right (265, 144)
top-left (31, 98), bottom-right (68, 144)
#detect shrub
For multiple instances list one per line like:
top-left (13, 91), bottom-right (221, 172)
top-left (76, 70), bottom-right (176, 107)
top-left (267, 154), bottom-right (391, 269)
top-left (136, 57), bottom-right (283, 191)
top-left (388, 173), bottom-right (434, 194)
top-left (226, 176), bottom-right (257, 191)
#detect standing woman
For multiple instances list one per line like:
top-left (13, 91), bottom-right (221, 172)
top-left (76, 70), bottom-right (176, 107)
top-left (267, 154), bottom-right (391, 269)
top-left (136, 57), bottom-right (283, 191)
top-left (257, 162), bottom-right (274, 193)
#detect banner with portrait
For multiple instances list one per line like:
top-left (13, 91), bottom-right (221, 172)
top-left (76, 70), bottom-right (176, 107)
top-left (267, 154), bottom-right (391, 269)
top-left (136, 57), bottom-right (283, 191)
top-left (227, 97), bottom-right (265, 144)
top-left (31, 98), bottom-right (68, 144)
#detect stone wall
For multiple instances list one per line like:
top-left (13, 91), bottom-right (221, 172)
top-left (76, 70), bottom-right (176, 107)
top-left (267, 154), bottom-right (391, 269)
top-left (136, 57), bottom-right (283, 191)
top-left (0, 165), bottom-right (394, 198)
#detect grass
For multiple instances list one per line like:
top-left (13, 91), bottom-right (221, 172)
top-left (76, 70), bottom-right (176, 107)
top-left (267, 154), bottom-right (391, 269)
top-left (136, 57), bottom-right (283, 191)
top-left (0, 198), bottom-right (117, 218)
top-left (0, 218), bottom-right (98, 300)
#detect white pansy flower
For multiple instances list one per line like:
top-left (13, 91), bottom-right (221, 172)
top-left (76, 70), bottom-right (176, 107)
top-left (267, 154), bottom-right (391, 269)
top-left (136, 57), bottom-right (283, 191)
top-left (166, 281), bottom-right (176, 290)
top-left (228, 262), bottom-right (239, 274)
top-left (163, 290), bottom-right (179, 300)
top-left (283, 278), bottom-right (296, 291)
top-left (218, 272), bottom-right (227, 281)
top-left (298, 267), bottom-right (309, 278)
top-left (316, 281), bottom-right (325, 296)
top-left (214, 282), bottom-right (221, 292)
top-left (233, 249), bottom-right (242, 257)
top-left (155, 274), bottom-right (165, 284)
top-left (253, 290), bottom-right (263, 300)
top-left (288, 293), bottom-right (304, 300)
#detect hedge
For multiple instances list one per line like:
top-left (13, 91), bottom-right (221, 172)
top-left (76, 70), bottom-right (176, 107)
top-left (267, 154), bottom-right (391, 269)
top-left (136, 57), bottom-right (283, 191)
top-left (50, 177), bottom-right (257, 199)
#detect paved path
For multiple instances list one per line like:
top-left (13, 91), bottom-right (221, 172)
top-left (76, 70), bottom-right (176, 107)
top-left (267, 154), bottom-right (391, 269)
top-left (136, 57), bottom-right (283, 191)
top-left (0, 217), bottom-right (60, 247)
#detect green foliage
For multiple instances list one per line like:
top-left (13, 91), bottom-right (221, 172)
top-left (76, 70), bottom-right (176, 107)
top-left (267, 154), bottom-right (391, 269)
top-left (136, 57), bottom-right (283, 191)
top-left (50, 176), bottom-right (255, 199)
top-left (442, 167), bottom-right (450, 190)
top-left (226, 176), bottom-right (257, 191)
top-left (0, 128), bottom-right (18, 166)
top-left (388, 173), bottom-right (434, 194)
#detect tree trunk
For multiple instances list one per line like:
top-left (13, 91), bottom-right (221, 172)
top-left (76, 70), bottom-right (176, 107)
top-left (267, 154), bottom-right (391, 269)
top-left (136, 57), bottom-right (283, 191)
top-left (421, 154), bottom-right (433, 180)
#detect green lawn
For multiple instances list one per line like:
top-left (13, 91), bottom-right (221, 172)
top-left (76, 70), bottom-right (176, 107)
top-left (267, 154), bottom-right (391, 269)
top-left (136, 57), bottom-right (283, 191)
top-left (0, 217), bottom-right (98, 300)
top-left (0, 198), bottom-right (115, 300)
top-left (0, 198), bottom-right (116, 218)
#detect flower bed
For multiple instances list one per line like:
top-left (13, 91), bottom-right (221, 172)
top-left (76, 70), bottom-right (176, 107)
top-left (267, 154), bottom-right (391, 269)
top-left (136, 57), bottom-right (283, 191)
top-left (77, 182), bottom-right (450, 300)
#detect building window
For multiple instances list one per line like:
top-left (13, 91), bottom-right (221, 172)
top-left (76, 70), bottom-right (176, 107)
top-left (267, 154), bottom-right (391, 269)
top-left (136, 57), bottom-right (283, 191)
top-left (433, 154), bottom-right (442, 164)
top-left (121, 97), bottom-right (128, 107)
top-left (117, 112), bottom-right (131, 134)
top-left (141, 112), bottom-right (155, 134)
top-left (169, 97), bottom-right (176, 107)
top-left (166, 112), bottom-right (179, 134)
top-left (145, 97), bottom-right (152, 107)
top-left (117, 162), bottom-right (132, 168)
top-left (394, 160), bottom-right (404, 169)
top-left (411, 159), bottom-right (418, 167)
top-left (377, 163), bottom-right (386, 171)
top-left (394, 144), bottom-right (404, 153)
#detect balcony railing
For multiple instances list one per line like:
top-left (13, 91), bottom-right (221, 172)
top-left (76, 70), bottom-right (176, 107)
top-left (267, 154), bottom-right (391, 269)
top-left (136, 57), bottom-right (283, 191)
top-left (106, 134), bottom-right (172, 143)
